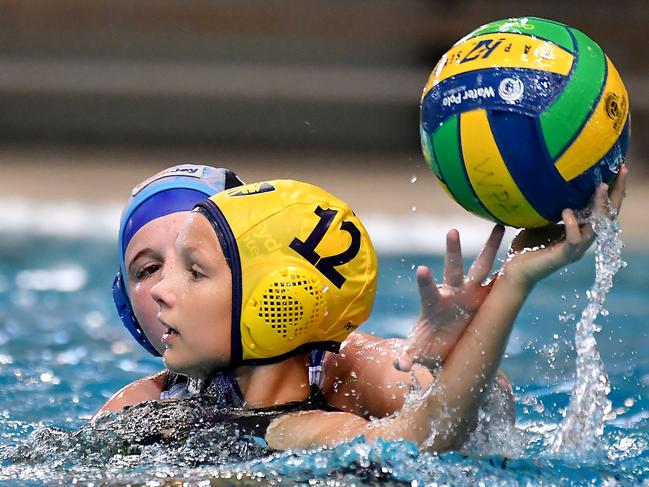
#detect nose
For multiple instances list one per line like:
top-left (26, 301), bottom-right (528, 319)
top-left (150, 266), bottom-right (175, 309)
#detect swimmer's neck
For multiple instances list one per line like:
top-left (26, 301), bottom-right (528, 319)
top-left (234, 355), bottom-right (310, 409)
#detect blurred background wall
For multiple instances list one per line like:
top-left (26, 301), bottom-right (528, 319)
top-left (0, 0), bottom-right (646, 156)
top-left (0, 0), bottom-right (647, 242)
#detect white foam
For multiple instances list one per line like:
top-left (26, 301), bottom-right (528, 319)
top-left (15, 265), bottom-right (87, 292)
top-left (0, 199), bottom-right (516, 255)
top-left (0, 199), bottom-right (120, 240)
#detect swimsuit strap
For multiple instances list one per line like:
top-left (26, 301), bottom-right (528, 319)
top-left (308, 349), bottom-right (326, 391)
top-left (231, 387), bottom-right (339, 439)
top-left (160, 370), bottom-right (244, 406)
top-left (205, 371), bottom-right (245, 406)
top-left (160, 371), bottom-right (186, 400)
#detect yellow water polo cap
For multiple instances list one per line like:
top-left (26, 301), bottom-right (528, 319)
top-left (194, 179), bottom-right (378, 366)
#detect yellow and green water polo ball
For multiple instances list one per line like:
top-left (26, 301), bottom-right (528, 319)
top-left (420, 17), bottom-right (630, 228)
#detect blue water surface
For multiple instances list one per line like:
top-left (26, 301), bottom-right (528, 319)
top-left (0, 234), bottom-right (647, 485)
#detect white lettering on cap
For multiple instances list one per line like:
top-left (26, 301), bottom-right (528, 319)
top-left (131, 165), bottom-right (206, 196)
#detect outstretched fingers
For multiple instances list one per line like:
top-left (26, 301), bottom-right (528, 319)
top-left (562, 205), bottom-right (597, 262)
top-left (595, 182), bottom-right (611, 214)
top-left (416, 265), bottom-right (440, 310)
top-left (565, 208), bottom-right (582, 240)
top-left (573, 182), bottom-right (608, 245)
top-left (580, 165), bottom-right (627, 246)
top-left (467, 225), bottom-right (505, 283)
top-left (444, 229), bottom-right (464, 287)
top-left (608, 164), bottom-right (628, 211)
top-left (394, 266), bottom-right (441, 372)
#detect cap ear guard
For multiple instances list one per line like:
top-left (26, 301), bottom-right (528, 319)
top-left (112, 272), bottom-right (161, 357)
top-left (240, 265), bottom-right (328, 361)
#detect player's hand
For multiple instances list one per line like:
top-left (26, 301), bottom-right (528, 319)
top-left (395, 224), bottom-right (505, 372)
top-left (503, 164), bottom-right (628, 288)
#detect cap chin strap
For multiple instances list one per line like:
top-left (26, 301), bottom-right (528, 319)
top-left (112, 272), bottom-right (161, 357)
top-left (232, 264), bottom-right (343, 367)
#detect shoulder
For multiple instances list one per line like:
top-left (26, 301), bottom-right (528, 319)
top-left (92, 370), bottom-right (168, 421)
top-left (321, 331), bottom-right (411, 417)
top-left (323, 331), bottom-right (402, 367)
top-left (265, 409), bottom-right (368, 450)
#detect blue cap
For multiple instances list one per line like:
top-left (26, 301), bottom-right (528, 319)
top-left (114, 164), bottom-right (244, 356)
top-left (118, 164), bottom-right (243, 282)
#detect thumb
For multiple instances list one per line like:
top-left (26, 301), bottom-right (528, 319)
top-left (393, 345), bottom-right (415, 372)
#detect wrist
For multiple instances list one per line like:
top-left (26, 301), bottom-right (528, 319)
top-left (495, 268), bottom-right (535, 297)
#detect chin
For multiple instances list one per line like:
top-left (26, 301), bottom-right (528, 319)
top-left (162, 350), bottom-right (192, 376)
top-left (163, 351), bottom-right (224, 380)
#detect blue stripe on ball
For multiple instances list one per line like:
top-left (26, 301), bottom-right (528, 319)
top-left (488, 110), bottom-right (586, 222)
top-left (421, 68), bottom-right (568, 131)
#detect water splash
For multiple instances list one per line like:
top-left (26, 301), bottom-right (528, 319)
top-left (462, 382), bottom-right (527, 458)
top-left (549, 206), bottom-right (624, 455)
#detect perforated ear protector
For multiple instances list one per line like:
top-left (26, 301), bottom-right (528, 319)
top-left (240, 266), bottom-right (327, 358)
top-left (196, 179), bottom-right (378, 367)
top-left (114, 165), bottom-right (244, 356)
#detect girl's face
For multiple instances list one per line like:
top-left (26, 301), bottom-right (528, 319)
top-left (124, 212), bottom-right (189, 355)
top-left (150, 212), bottom-right (232, 379)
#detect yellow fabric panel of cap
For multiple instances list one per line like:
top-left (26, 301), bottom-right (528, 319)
top-left (207, 179), bottom-right (378, 364)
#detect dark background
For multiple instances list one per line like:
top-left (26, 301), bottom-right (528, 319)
top-left (0, 0), bottom-right (646, 169)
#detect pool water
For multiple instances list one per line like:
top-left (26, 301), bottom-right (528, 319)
top-left (0, 230), bottom-right (647, 485)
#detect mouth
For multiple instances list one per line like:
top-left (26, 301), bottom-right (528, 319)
top-left (159, 318), bottom-right (180, 344)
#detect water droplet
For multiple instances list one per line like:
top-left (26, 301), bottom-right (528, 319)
top-left (40, 372), bottom-right (54, 383)
top-left (558, 312), bottom-right (575, 323)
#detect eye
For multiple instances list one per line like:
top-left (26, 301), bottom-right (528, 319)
top-left (189, 265), bottom-right (206, 280)
top-left (135, 263), bottom-right (161, 281)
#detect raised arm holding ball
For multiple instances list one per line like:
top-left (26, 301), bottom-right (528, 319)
top-left (95, 165), bottom-right (515, 433)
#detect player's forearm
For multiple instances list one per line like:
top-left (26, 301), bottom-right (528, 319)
top-left (432, 275), bottom-right (529, 440)
top-left (358, 278), bottom-right (526, 450)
